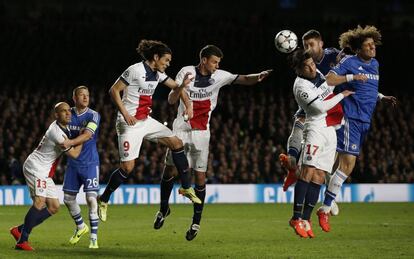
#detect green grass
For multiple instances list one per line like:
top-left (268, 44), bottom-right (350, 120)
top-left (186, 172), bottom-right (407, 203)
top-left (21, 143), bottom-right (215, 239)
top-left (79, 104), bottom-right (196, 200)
top-left (0, 203), bottom-right (413, 258)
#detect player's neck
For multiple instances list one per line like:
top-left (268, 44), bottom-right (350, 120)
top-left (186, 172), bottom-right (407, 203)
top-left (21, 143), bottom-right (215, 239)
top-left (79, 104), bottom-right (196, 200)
top-left (75, 106), bottom-right (88, 114)
top-left (357, 54), bottom-right (372, 63)
top-left (57, 121), bottom-right (67, 128)
top-left (197, 64), bottom-right (210, 76)
top-left (145, 60), bottom-right (156, 71)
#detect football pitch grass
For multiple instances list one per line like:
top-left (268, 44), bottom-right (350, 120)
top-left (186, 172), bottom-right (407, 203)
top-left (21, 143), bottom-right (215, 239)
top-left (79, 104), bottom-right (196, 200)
top-left (0, 203), bottom-right (413, 258)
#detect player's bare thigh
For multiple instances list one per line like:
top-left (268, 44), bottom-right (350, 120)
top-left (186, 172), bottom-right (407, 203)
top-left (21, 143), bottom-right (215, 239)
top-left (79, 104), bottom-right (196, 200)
top-left (299, 165), bottom-right (325, 184)
top-left (158, 136), bottom-right (183, 150)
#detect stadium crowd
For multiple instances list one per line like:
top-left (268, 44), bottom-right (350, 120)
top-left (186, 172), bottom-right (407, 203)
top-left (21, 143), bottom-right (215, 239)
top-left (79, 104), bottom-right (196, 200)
top-left (1, 0), bottom-right (413, 185)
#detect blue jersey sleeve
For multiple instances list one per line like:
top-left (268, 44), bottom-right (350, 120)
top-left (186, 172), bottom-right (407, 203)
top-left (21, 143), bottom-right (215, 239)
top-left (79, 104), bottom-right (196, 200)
top-left (330, 56), bottom-right (352, 76)
top-left (85, 111), bottom-right (100, 135)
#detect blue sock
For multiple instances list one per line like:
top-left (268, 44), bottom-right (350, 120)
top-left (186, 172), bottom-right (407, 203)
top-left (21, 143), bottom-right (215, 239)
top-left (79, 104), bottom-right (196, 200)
top-left (292, 179), bottom-right (309, 220)
top-left (18, 206), bottom-right (51, 243)
top-left (160, 176), bottom-right (175, 215)
top-left (171, 148), bottom-right (191, 189)
top-left (323, 190), bottom-right (336, 207)
top-left (193, 184), bottom-right (206, 225)
top-left (302, 182), bottom-right (321, 220)
top-left (100, 168), bottom-right (128, 203)
top-left (72, 213), bottom-right (84, 228)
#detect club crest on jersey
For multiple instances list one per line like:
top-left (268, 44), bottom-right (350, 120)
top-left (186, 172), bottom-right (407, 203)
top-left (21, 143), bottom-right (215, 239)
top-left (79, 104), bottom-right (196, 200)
top-left (301, 92), bottom-right (309, 100)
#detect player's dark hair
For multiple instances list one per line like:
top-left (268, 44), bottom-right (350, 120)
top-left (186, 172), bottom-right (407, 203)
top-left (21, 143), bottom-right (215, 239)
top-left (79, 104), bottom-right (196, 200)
top-left (302, 29), bottom-right (322, 41)
top-left (339, 25), bottom-right (382, 53)
top-left (287, 48), bottom-right (312, 73)
top-left (72, 85), bottom-right (89, 97)
top-left (199, 45), bottom-right (223, 59)
top-left (136, 39), bottom-right (172, 61)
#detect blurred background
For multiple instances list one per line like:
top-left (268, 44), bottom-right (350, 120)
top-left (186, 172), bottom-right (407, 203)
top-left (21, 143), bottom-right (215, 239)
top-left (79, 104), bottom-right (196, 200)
top-left (1, 0), bottom-right (413, 186)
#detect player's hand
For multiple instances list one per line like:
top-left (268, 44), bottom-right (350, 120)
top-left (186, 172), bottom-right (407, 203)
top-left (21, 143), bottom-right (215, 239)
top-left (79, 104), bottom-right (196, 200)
top-left (183, 106), bottom-right (193, 121)
top-left (180, 72), bottom-right (194, 88)
top-left (381, 95), bottom-right (397, 107)
top-left (123, 113), bottom-right (137, 126)
top-left (341, 90), bottom-right (355, 97)
top-left (60, 136), bottom-right (73, 150)
top-left (353, 74), bottom-right (368, 83)
top-left (257, 69), bottom-right (273, 82)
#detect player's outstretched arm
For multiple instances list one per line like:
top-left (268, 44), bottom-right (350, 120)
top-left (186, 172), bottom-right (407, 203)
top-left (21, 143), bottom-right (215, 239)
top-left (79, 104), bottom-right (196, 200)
top-left (234, 69), bottom-right (273, 85)
top-left (109, 79), bottom-right (137, 126)
top-left (378, 93), bottom-right (397, 107)
top-left (326, 71), bottom-right (368, 86)
top-left (308, 90), bottom-right (354, 114)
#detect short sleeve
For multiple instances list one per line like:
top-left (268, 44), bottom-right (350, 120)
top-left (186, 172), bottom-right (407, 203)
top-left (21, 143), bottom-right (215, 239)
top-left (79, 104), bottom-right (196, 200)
top-left (330, 56), bottom-right (352, 76)
top-left (85, 112), bottom-right (100, 135)
top-left (119, 66), bottom-right (135, 85)
top-left (220, 70), bottom-right (238, 86)
top-left (174, 68), bottom-right (187, 86)
top-left (157, 71), bottom-right (169, 84)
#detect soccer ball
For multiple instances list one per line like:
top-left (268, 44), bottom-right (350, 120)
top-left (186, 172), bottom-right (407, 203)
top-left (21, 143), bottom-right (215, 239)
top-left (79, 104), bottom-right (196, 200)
top-left (274, 30), bottom-right (298, 53)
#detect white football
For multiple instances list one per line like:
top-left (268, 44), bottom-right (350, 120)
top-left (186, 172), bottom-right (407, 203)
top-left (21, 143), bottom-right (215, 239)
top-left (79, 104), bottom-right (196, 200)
top-left (274, 30), bottom-right (298, 54)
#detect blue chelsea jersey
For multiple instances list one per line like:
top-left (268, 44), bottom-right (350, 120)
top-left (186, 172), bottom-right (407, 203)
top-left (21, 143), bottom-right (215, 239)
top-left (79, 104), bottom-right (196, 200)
top-left (67, 107), bottom-right (100, 165)
top-left (330, 55), bottom-right (379, 123)
top-left (316, 48), bottom-right (340, 75)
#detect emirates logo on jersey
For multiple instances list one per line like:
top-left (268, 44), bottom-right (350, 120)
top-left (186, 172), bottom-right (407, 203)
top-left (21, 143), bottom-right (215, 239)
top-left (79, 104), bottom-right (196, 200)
top-left (137, 87), bottom-right (155, 95)
top-left (189, 89), bottom-right (213, 99)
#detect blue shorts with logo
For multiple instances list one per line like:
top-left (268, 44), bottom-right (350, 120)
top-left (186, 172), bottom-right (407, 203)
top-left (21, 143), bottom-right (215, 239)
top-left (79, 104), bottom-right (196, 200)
top-left (63, 163), bottom-right (100, 193)
top-left (336, 117), bottom-right (370, 156)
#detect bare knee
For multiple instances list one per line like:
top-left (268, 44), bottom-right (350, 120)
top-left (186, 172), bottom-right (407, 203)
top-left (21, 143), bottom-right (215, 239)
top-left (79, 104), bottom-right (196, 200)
top-left (48, 202), bottom-right (60, 215)
top-left (120, 160), bottom-right (135, 174)
top-left (338, 154), bottom-right (356, 175)
top-left (169, 137), bottom-right (183, 150)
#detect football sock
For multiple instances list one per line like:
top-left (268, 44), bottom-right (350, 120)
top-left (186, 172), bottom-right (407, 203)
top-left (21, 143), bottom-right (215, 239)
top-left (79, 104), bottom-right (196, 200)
top-left (323, 169), bottom-right (347, 207)
top-left (18, 206), bottom-right (51, 243)
top-left (302, 182), bottom-right (321, 220)
top-left (86, 192), bottom-right (99, 239)
top-left (292, 179), bottom-right (309, 220)
top-left (160, 175), bottom-right (175, 215)
top-left (192, 184), bottom-right (206, 225)
top-left (100, 168), bottom-right (128, 203)
top-left (64, 193), bottom-right (86, 229)
top-left (287, 118), bottom-right (304, 161)
top-left (171, 148), bottom-right (191, 189)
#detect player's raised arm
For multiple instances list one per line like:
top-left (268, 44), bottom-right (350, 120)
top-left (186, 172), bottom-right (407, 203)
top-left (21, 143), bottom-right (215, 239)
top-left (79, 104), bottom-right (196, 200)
top-left (109, 79), bottom-right (137, 126)
top-left (165, 72), bottom-right (192, 104)
top-left (234, 69), bottom-right (273, 85)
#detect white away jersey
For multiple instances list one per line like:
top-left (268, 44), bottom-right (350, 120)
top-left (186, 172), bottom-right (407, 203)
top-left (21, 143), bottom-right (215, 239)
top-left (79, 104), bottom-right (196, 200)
top-left (173, 66), bottom-right (238, 131)
top-left (118, 62), bottom-right (169, 121)
top-left (293, 71), bottom-right (344, 128)
top-left (24, 121), bottom-right (70, 178)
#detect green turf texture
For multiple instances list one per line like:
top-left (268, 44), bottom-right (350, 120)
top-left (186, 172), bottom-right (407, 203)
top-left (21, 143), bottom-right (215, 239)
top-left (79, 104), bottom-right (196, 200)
top-left (0, 203), bottom-right (413, 258)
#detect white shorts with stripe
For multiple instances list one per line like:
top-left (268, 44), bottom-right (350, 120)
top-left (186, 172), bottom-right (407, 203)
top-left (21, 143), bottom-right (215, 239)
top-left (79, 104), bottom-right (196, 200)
top-left (299, 124), bottom-right (337, 173)
top-left (116, 116), bottom-right (175, 161)
top-left (23, 162), bottom-right (58, 199)
top-left (165, 129), bottom-right (210, 172)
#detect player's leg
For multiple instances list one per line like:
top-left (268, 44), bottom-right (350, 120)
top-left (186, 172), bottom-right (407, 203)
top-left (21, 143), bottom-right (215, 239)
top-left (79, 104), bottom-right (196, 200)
top-left (154, 160), bottom-right (177, 229)
top-left (98, 123), bottom-right (144, 220)
top-left (301, 169), bottom-right (324, 238)
top-left (186, 170), bottom-right (206, 241)
top-left (86, 191), bottom-right (99, 248)
top-left (63, 165), bottom-right (89, 244)
top-left (64, 192), bottom-right (89, 244)
top-left (15, 176), bottom-right (56, 250)
top-left (158, 137), bottom-right (200, 204)
top-left (289, 165), bottom-right (313, 238)
top-left (281, 116), bottom-right (304, 191)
